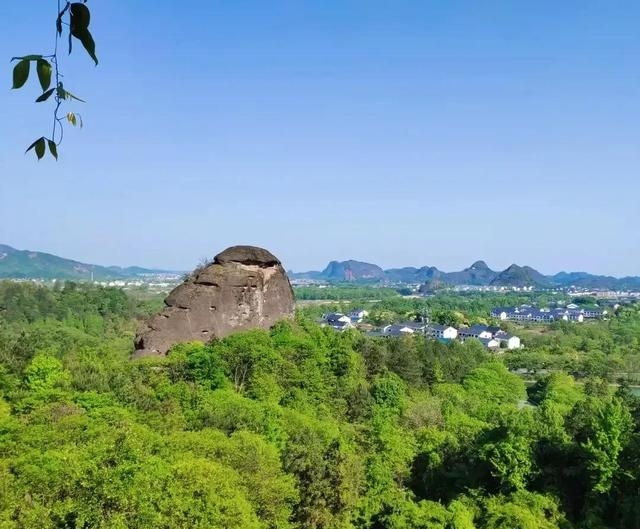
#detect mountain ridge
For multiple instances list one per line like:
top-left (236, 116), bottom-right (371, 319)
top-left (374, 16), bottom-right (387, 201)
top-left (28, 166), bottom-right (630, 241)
top-left (2, 244), bottom-right (639, 289)
top-left (292, 259), bottom-right (640, 290)
top-left (0, 244), bottom-right (179, 281)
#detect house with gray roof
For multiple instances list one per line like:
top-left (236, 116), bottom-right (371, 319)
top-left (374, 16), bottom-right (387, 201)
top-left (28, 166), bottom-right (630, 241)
top-left (458, 324), bottom-right (493, 340)
top-left (428, 324), bottom-right (458, 340)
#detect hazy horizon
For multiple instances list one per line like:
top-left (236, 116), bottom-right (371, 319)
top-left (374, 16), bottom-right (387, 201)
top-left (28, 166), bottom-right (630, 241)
top-left (1, 240), bottom-right (638, 279)
top-left (1, 2), bottom-right (638, 276)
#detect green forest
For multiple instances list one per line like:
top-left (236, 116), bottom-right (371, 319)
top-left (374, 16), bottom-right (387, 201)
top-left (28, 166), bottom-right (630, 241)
top-left (1, 281), bottom-right (640, 528)
top-left (298, 288), bottom-right (640, 383)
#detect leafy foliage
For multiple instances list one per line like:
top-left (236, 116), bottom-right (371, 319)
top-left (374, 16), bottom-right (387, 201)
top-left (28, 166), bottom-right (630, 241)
top-left (10, 2), bottom-right (99, 160)
top-left (1, 282), bottom-right (640, 528)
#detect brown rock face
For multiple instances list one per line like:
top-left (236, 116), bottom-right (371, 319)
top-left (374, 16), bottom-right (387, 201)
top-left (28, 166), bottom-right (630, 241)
top-left (133, 245), bottom-right (295, 357)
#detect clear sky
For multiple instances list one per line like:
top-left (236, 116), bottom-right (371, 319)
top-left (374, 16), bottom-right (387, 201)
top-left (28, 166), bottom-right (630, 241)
top-left (1, 1), bottom-right (638, 276)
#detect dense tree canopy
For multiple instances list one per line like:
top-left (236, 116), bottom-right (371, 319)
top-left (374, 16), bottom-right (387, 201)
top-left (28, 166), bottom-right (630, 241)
top-left (1, 280), bottom-right (639, 528)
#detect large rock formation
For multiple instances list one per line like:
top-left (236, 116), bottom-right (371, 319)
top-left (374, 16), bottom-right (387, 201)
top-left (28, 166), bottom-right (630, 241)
top-left (133, 245), bottom-right (295, 357)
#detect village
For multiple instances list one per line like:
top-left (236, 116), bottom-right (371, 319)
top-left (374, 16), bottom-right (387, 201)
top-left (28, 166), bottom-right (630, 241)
top-left (490, 304), bottom-right (609, 322)
top-left (321, 309), bottom-right (522, 350)
top-left (321, 302), bottom-right (611, 351)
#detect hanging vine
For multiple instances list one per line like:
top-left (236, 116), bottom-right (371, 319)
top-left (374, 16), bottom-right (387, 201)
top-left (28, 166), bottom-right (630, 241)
top-left (11, 0), bottom-right (98, 160)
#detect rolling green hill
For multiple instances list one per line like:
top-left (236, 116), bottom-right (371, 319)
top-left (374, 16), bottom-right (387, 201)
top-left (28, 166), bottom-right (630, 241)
top-left (0, 244), bottom-right (175, 280)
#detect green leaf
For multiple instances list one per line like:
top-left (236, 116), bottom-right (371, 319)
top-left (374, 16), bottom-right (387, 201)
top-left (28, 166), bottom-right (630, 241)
top-left (36, 60), bottom-right (52, 91)
top-left (70, 3), bottom-right (91, 31)
top-left (12, 60), bottom-right (30, 89)
top-left (35, 138), bottom-right (46, 160)
top-left (25, 137), bottom-right (46, 160)
top-left (11, 55), bottom-right (43, 62)
top-left (71, 29), bottom-right (98, 65)
top-left (47, 140), bottom-right (58, 160)
top-left (25, 137), bottom-right (42, 153)
top-left (78, 29), bottom-right (98, 65)
top-left (35, 88), bottom-right (55, 103)
top-left (70, 3), bottom-right (98, 65)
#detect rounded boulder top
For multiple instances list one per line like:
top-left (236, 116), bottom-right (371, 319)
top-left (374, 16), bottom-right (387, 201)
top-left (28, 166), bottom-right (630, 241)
top-left (213, 245), bottom-right (281, 267)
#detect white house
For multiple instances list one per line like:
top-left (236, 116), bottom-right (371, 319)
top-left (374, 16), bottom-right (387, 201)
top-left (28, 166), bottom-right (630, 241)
top-left (383, 324), bottom-right (415, 337)
top-left (491, 306), bottom-right (556, 323)
top-left (429, 324), bottom-right (458, 340)
top-left (479, 337), bottom-right (501, 349)
top-left (330, 320), bottom-right (355, 332)
top-left (491, 307), bottom-right (510, 320)
top-left (324, 313), bottom-right (351, 324)
top-left (401, 322), bottom-right (427, 333)
top-left (349, 309), bottom-right (369, 323)
top-left (459, 325), bottom-right (493, 340)
top-left (497, 333), bottom-right (521, 350)
top-left (506, 335), bottom-right (521, 349)
top-left (582, 308), bottom-right (607, 318)
top-left (562, 311), bottom-right (584, 322)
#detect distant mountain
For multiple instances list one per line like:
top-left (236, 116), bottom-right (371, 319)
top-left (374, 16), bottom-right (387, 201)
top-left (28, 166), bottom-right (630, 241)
top-left (295, 259), bottom-right (500, 286)
top-left (552, 271), bottom-right (640, 291)
top-left (445, 260), bottom-right (499, 286)
top-left (10, 242), bottom-right (635, 289)
top-left (320, 260), bottom-right (385, 281)
top-left (107, 265), bottom-right (174, 277)
top-left (291, 258), bottom-right (639, 290)
top-left (0, 244), bottom-right (178, 281)
top-left (384, 266), bottom-right (443, 283)
top-left (552, 271), bottom-right (595, 284)
top-left (490, 264), bottom-right (551, 287)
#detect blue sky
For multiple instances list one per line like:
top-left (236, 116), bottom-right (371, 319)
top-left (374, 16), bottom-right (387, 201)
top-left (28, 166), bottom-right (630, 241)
top-left (1, 1), bottom-right (638, 275)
